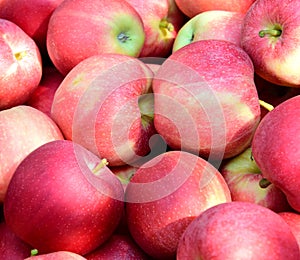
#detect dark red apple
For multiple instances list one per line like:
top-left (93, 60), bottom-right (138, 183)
top-left (4, 140), bottom-right (124, 255)
top-left (125, 150), bottom-right (231, 259)
top-left (279, 211), bottom-right (300, 248)
top-left (0, 221), bottom-right (32, 259)
top-left (84, 234), bottom-right (149, 259)
top-left (177, 201), bottom-right (300, 259)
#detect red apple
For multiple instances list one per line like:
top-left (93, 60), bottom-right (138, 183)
top-left (26, 66), bottom-right (64, 118)
top-left (0, 105), bottom-right (64, 202)
top-left (177, 201), bottom-right (300, 259)
top-left (152, 40), bottom-right (260, 161)
top-left (51, 54), bottom-right (156, 167)
top-left (25, 251), bottom-right (87, 260)
top-left (125, 0), bottom-right (186, 57)
top-left (221, 147), bottom-right (291, 212)
top-left (174, 0), bottom-right (256, 18)
top-left (125, 150), bottom-right (231, 259)
top-left (173, 10), bottom-right (245, 52)
top-left (47, 0), bottom-right (145, 75)
top-left (0, 18), bottom-right (42, 109)
top-left (251, 95), bottom-right (300, 212)
top-left (0, 0), bottom-right (64, 57)
top-left (241, 0), bottom-right (300, 87)
top-left (279, 211), bottom-right (300, 248)
top-left (0, 221), bottom-right (32, 259)
top-left (84, 234), bottom-right (148, 259)
top-left (4, 140), bottom-right (124, 255)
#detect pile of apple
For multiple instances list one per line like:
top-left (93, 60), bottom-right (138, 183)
top-left (1, 0), bottom-right (300, 259)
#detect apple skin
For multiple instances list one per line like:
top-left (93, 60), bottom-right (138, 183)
top-left (0, 221), bottom-right (32, 259)
top-left (251, 95), bottom-right (300, 212)
top-left (0, 105), bottom-right (64, 203)
top-left (84, 234), bottom-right (149, 259)
top-left (125, 150), bottom-right (231, 259)
top-left (26, 66), bottom-right (64, 118)
top-left (241, 0), bottom-right (300, 87)
top-left (0, 0), bottom-right (64, 57)
top-left (279, 211), bottom-right (300, 248)
top-left (25, 251), bottom-right (87, 260)
top-left (0, 18), bottom-right (42, 110)
top-left (152, 40), bottom-right (260, 161)
top-left (177, 201), bottom-right (300, 259)
top-left (47, 0), bottom-right (145, 75)
top-left (4, 140), bottom-right (124, 255)
top-left (125, 0), bottom-right (186, 57)
top-left (221, 147), bottom-right (291, 213)
top-left (173, 10), bottom-right (245, 52)
top-left (51, 53), bottom-right (156, 167)
top-left (174, 0), bottom-right (256, 18)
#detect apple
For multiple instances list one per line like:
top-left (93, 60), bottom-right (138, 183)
top-left (241, 0), bottom-right (300, 87)
top-left (4, 139), bottom-right (124, 255)
top-left (174, 0), bottom-right (256, 18)
top-left (0, 221), bottom-right (32, 259)
top-left (0, 18), bottom-right (42, 110)
top-left (51, 53), bottom-right (156, 167)
top-left (152, 40), bottom-right (260, 162)
top-left (251, 95), bottom-right (300, 212)
top-left (26, 66), bottom-right (64, 118)
top-left (84, 234), bottom-right (149, 259)
top-left (173, 10), bottom-right (245, 52)
top-left (177, 201), bottom-right (300, 259)
top-left (125, 0), bottom-right (186, 57)
top-left (221, 147), bottom-right (291, 212)
top-left (25, 251), bottom-right (87, 260)
top-left (125, 150), bottom-right (231, 259)
top-left (47, 0), bottom-right (145, 75)
top-left (279, 211), bottom-right (300, 248)
top-left (0, 105), bottom-right (64, 203)
top-left (0, 0), bottom-right (64, 58)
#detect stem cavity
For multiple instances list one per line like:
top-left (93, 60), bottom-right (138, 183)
top-left (259, 178), bottom-right (272, 189)
top-left (159, 19), bottom-right (174, 36)
top-left (117, 32), bottom-right (130, 43)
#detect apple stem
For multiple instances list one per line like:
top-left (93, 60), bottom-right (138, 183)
top-left (159, 19), bottom-right (174, 33)
top-left (259, 178), bottom-right (272, 189)
top-left (31, 249), bottom-right (38, 256)
top-left (92, 158), bottom-right (109, 175)
top-left (259, 100), bottom-right (274, 112)
top-left (259, 29), bottom-right (282, 38)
